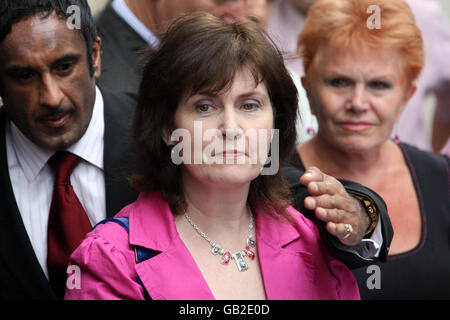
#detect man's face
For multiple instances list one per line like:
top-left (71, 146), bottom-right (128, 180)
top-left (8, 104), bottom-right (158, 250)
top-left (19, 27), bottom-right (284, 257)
top-left (247, 0), bottom-right (274, 26)
top-left (0, 12), bottom-right (101, 150)
top-left (156, 0), bottom-right (248, 25)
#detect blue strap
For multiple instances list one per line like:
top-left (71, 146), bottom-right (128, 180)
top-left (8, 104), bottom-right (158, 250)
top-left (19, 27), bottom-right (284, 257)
top-left (92, 217), bottom-right (156, 300)
top-left (94, 217), bottom-right (130, 232)
top-left (135, 245), bottom-right (157, 263)
top-left (93, 217), bottom-right (157, 263)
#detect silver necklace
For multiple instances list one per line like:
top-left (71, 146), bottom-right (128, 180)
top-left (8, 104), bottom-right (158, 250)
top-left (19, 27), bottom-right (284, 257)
top-left (184, 210), bottom-right (256, 272)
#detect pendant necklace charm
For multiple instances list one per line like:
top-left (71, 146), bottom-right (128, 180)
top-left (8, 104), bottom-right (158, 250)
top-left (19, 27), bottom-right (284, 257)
top-left (184, 208), bottom-right (256, 272)
top-left (232, 251), bottom-right (248, 272)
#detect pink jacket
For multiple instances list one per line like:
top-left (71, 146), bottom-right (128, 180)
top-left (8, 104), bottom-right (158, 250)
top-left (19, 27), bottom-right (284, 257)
top-left (65, 192), bottom-right (359, 300)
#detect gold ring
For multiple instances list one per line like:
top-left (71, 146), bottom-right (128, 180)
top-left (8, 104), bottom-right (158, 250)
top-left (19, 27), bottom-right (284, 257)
top-left (343, 224), bottom-right (353, 239)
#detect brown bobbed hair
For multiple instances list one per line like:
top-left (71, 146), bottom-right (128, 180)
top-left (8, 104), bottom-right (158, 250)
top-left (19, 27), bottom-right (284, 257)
top-left (130, 12), bottom-right (299, 217)
top-left (298, 0), bottom-right (424, 84)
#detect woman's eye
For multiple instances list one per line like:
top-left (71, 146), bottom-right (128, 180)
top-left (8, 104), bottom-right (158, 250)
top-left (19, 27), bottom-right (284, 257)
top-left (369, 81), bottom-right (392, 90)
top-left (195, 103), bottom-right (214, 113)
top-left (327, 78), bottom-right (350, 88)
top-left (241, 101), bottom-right (260, 111)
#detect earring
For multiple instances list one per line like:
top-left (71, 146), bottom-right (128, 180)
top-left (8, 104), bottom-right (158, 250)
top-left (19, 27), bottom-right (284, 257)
top-left (394, 133), bottom-right (400, 144)
top-left (307, 126), bottom-right (316, 137)
top-left (392, 123), bottom-right (400, 144)
top-left (306, 116), bottom-right (318, 137)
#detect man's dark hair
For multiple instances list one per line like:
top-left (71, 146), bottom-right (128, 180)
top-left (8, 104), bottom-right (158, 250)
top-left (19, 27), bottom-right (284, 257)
top-left (0, 0), bottom-right (98, 76)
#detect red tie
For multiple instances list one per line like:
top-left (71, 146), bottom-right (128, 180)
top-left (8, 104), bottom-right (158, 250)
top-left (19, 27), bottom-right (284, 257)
top-left (47, 151), bottom-right (92, 299)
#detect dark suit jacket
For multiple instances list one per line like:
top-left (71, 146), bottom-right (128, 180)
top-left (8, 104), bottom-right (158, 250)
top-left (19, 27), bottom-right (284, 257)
top-left (0, 88), bottom-right (138, 299)
top-left (95, 2), bottom-right (150, 95)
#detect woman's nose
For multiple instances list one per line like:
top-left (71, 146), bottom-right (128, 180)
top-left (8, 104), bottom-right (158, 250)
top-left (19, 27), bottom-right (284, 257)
top-left (347, 85), bottom-right (369, 112)
top-left (220, 108), bottom-right (243, 139)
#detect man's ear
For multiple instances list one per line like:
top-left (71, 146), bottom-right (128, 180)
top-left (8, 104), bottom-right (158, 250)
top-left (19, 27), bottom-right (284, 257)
top-left (92, 37), bottom-right (102, 79)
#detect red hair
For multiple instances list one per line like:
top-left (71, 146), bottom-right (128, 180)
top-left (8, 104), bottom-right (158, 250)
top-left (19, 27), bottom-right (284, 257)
top-left (298, 0), bottom-right (424, 83)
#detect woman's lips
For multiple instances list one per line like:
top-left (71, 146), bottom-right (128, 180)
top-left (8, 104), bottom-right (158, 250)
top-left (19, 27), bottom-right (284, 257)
top-left (220, 150), bottom-right (246, 159)
top-left (339, 122), bottom-right (374, 132)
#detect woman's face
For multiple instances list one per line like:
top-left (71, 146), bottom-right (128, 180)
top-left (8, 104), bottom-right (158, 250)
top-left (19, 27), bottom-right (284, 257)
top-left (304, 44), bottom-right (416, 153)
top-left (170, 68), bottom-right (274, 188)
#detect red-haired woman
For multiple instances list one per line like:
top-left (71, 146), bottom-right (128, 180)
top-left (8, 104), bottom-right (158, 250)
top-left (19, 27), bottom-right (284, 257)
top-left (294, 0), bottom-right (450, 299)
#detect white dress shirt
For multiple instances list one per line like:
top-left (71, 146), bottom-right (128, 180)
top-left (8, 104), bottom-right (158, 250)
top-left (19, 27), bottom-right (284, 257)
top-left (112, 0), bottom-right (160, 48)
top-left (6, 86), bottom-right (107, 278)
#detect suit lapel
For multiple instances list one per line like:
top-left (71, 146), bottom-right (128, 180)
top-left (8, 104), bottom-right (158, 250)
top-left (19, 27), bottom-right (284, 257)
top-left (0, 110), bottom-right (55, 299)
top-left (96, 3), bottom-right (149, 75)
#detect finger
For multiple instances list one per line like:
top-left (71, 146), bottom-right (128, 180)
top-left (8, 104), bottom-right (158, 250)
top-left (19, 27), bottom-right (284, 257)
top-left (335, 223), bottom-right (354, 241)
top-left (315, 207), bottom-right (346, 224)
top-left (326, 222), bottom-right (359, 245)
top-left (312, 192), bottom-right (356, 212)
top-left (315, 207), bottom-right (327, 221)
top-left (310, 193), bottom-right (339, 210)
top-left (325, 221), bottom-right (338, 237)
top-left (304, 196), bottom-right (317, 210)
top-left (300, 167), bottom-right (325, 185)
top-left (308, 176), bottom-right (343, 197)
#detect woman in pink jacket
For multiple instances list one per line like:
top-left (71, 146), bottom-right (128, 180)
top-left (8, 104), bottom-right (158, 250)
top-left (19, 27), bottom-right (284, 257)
top-left (65, 12), bottom-right (359, 300)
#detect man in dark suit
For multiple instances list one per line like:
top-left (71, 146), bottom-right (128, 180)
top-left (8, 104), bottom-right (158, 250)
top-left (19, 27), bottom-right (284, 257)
top-left (0, 0), bottom-right (390, 300)
top-left (0, 0), bottom-right (138, 299)
top-left (95, 0), bottom-right (250, 95)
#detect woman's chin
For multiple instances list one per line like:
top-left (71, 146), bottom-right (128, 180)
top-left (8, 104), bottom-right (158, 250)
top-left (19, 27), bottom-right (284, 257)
top-left (187, 163), bottom-right (262, 188)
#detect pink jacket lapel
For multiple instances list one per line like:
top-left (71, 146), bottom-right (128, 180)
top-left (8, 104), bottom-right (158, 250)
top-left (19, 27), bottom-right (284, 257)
top-left (255, 207), bottom-right (317, 299)
top-left (128, 193), bottom-right (214, 300)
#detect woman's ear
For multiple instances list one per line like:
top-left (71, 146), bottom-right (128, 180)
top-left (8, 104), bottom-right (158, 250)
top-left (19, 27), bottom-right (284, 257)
top-left (301, 76), bottom-right (316, 115)
top-left (404, 83), bottom-right (417, 105)
top-left (396, 83), bottom-right (417, 121)
top-left (162, 126), bottom-right (172, 146)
